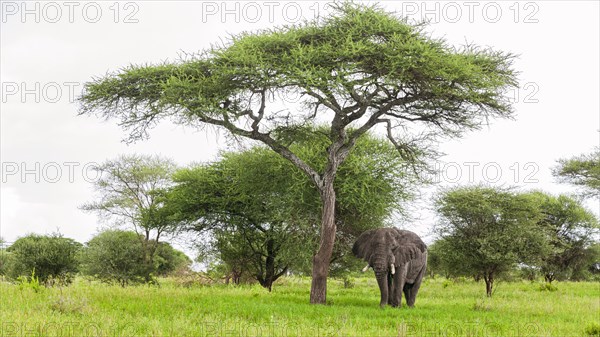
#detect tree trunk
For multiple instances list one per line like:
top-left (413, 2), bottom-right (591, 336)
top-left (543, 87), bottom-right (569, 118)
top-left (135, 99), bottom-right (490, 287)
top-left (310, 178), bottom-right (337, 304)
top-left (264, 239), bottom-right (275, 292)
top-left (483, 273), bottom-right (494, 297)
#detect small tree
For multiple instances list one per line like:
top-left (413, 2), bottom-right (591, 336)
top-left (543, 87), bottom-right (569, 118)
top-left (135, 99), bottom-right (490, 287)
top-left (553, 149), bottom-right (600, 199)
top-left (426, 240), bottom-right (451, 279)
top-left (434, 186), bottom-right (548, 296)
top-left (7, 234), bottom-right (81, 285)
top-left (0, 250), bottom-right (12, 277)
top-left (79, 230), bottom-right (147, 286)
top-left (0, 237), bottom-right (10, 276)
top-left (81, 154), bottom-right (177, 281)
top-left (154, 242), bottom-right (192, 276)
top-left (80, 3), bottom-right (517, 303)
top-left (526, 191), bottom-right (599, 282)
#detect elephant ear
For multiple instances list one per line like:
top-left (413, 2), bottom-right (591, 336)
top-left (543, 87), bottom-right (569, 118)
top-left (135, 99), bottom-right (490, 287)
top-left (352, 229), bottom-right (378, 260)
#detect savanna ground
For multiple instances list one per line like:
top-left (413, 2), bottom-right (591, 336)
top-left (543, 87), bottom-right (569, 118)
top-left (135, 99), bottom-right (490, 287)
top-left (1, 276), bottom-right (598, 337)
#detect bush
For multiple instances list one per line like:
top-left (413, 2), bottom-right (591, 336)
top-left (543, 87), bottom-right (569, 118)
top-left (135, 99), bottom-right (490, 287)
top-left (79, 230), bottom-right (148, 286)
top-left (342, 276), bottom-right (355, 289)
top-left (537, 282), bottom-right (558, 292)
top-left (80, 230), bottom-right (191, 285)
top-left (0, 249), bottom-right (12, 276)
top-left (17, 269), bottom-right (42, 293)
top-left (154, 242), bottom-right (192, 276)
top-left (7, 234), bottom-right (81, 285)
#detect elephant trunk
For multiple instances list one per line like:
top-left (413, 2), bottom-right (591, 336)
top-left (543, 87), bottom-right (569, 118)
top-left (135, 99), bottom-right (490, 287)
top-left (374, 269), bottom-right (389, 308)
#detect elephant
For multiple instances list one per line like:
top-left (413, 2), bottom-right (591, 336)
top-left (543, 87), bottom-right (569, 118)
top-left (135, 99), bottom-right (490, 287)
top-left (352, 228), bottom-right (427, 308)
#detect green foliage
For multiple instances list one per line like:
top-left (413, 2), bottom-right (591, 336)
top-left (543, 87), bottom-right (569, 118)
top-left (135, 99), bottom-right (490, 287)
top-left (154, 242), bottom-right (192, 276)
top-left (6, 234), bottom-right (81, 285)
top-left (16, 269), bottom-right (42, 293)
top-left (538, 282), bottom-right (558, 292)
top-left (553, 149), bottom-right (600, 199)
top-left (80, 3), bottom-right (517, 145)
top-left (79, 230), bottom-right (149, 286)
top-left (342, 275), bottom-right (355, 289)
top-left (80, 230), bottom-right (191, 285)
top-left (81, 154), bottom-right (179, 280)
top-left (169, 133), bottom-right (417, 289)
top-left (525, 191), bottom-right (599, 282)
top-left (434, 186), bottom-right (550, 296)
top-left (0, 249), bottom-right (12, 276)
top-left (426, 240), bottom-right (450, 278)
top-left (585, 323), bottom-right (600, 336)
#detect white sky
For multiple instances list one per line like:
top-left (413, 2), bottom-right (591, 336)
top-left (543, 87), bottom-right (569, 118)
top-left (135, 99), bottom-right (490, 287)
top-left (1, 1), bottom-right (599, 251)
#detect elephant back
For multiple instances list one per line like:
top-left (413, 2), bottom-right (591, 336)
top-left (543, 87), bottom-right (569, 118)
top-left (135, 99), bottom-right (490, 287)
top-left (392, 229), bottom-right (426, 251)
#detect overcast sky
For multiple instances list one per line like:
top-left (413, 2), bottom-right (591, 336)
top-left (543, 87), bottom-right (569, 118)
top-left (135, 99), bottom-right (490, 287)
top-left (1, 1), bottom-right (598, 252)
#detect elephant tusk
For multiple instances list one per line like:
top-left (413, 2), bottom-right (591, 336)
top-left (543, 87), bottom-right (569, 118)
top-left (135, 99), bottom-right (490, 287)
top-left (390, 264), bottom-right (395, 275)
top-left (362, 264), bottom-right (370, 273)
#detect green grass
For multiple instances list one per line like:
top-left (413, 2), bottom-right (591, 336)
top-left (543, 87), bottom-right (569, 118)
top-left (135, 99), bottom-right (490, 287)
top-left (1, 276), bottom-right (598, 336)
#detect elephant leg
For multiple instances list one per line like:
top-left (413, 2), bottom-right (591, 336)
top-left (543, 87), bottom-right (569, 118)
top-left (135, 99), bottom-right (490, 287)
top-left (403, 283), bottom-right (413, 306)
top-left (392, 264), bottom-right (408, 307)
top-left (387, 272), bottom-right (393, 305)
top-left (406, 264), bottom-right (427, 307)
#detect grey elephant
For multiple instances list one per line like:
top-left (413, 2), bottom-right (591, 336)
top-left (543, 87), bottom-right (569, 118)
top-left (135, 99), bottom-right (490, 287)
top-left (352, 228), bottom-right (427, 308)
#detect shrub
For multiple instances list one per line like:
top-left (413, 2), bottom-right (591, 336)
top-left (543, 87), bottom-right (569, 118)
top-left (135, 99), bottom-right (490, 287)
top-left (342, 276), bottom-right (355, 289)
top-left (585, 323), bottom-right (600, 336)
top-left (17, 269), bottom-right (42, 293)
top-left (49, 295), bottom-right (90, 315)
top-left (79, 230), bottom-right (148, 286)
top-left (0, 249), bottom-right (12, 276)
top-left (154, 242), bottom-right (192, 276)
top-left (7, 234), bottom-right (81, 285)
top-left (537, 282), bottom-right (558, 292)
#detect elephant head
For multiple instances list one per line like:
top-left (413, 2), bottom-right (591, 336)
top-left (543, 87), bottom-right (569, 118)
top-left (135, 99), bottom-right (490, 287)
top-left (352, 228), bottom-right (427, 308)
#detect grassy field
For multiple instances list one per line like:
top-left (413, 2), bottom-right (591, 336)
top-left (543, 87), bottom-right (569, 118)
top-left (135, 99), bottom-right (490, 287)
top-left (1, 276), bottom-right (598, 336)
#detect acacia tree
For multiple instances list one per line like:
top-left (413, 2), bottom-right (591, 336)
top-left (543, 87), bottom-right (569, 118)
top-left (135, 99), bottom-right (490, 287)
top-left (434, 186), bottom-right (548, 296)
top-left (81, 154), bottom-right (177, 281)
top-left (553, 149), bottom-right (600, 199)
top-left (79, 3), bottom-right (517, 303)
